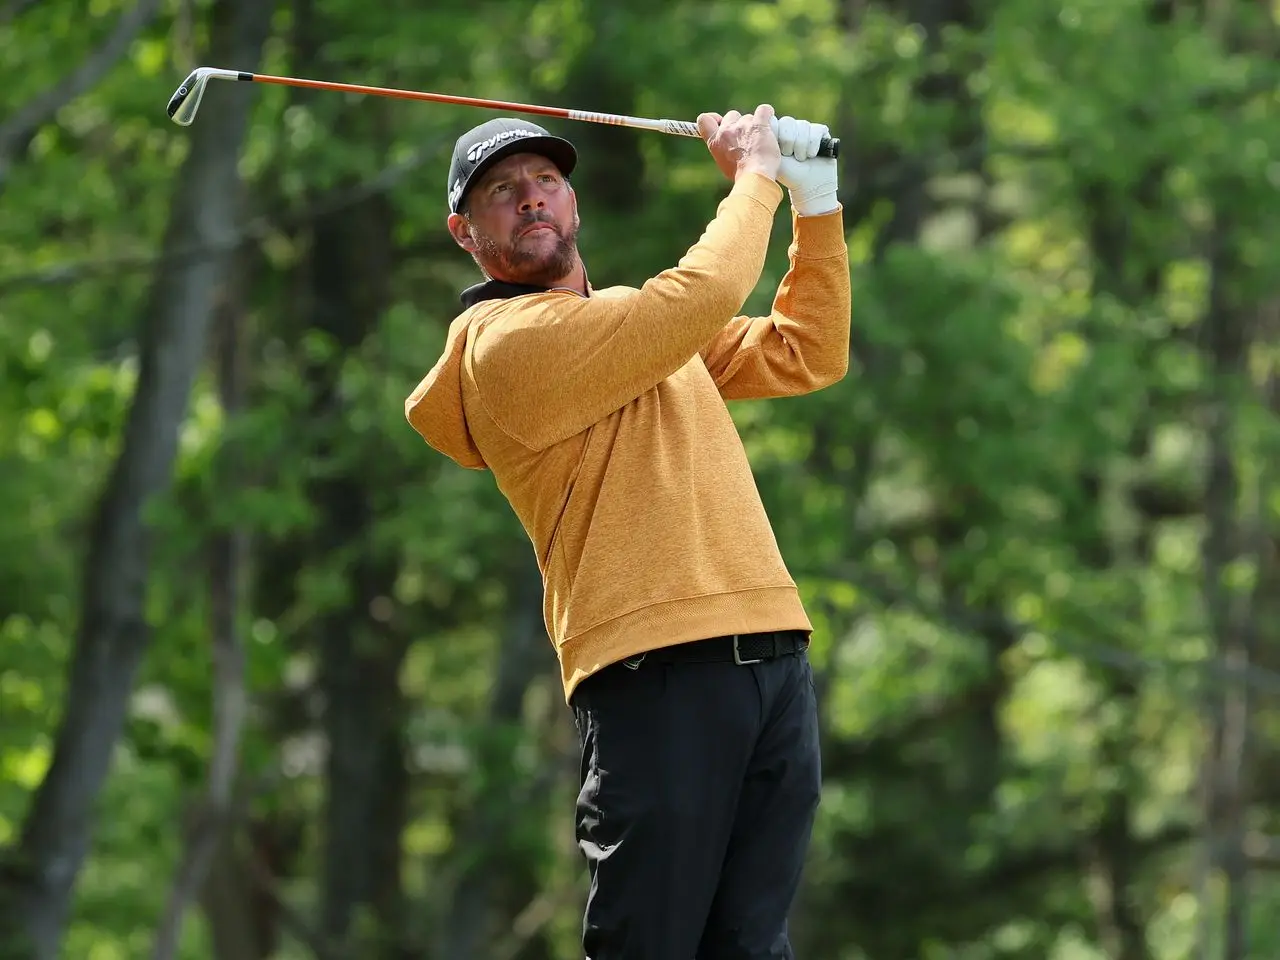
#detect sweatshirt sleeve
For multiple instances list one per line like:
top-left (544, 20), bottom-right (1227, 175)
top-left (466, 174), bottom-right (784, 450)
top-left (698, 206), bottom-right (851, 400)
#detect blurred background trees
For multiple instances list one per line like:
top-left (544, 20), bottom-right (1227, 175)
top-left (1, 0), bottom-right (1278, 957)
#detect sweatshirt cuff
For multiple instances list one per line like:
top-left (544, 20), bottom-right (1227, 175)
top-left (731, 172), bottom-right (784, 211)
top-left (790, 205), bottom-right (847, 259)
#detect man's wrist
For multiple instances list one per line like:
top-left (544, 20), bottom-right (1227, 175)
top-left (790, 188), bottom-right (839, 217)
top-left (735, 162), bottom-right (778, 183)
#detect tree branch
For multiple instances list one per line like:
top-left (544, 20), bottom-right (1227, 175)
top-left (244, 846), bottom-right (344, 960)
top-left (0, 142), bottom-right (448, 297)
top-left (0, 0), bottom-right (42, 24)
top-left (828, 563), bottom-right (1280, 697)
top-left (977, 823), bottom-right (1194, 902)
top-left (0, 0), bottom-right (163, 184)
top-left (490, 881), bottom-right (584, 960)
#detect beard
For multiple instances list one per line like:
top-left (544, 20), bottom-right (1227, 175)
top-left (472, 211), bottom-right (580, 287)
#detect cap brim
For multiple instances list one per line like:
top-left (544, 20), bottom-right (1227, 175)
top-left (456, 134), bottom-right (578, 211)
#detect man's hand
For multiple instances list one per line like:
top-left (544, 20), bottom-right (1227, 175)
top-left (697, 105), bottom-right (782, 184)
top-left (771, 115), bottom-right (839, 216)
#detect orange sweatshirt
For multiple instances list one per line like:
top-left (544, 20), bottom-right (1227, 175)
top-left (406, 173), bottom-right (851, 701)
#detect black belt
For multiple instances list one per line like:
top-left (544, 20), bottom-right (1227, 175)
top-left (624, 630), bottom-right (809, 669)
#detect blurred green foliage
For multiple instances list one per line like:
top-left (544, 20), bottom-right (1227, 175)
top-left (1, 0), bottom-right (1279, 957)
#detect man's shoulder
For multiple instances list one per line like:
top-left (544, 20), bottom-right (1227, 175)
top-left (456, 291), bottom-right (579, 348)
top-left (586, 284), bottom-right (641, 300)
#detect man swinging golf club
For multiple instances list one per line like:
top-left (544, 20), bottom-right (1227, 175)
top-left (406, 103), bottom-right (850, 958)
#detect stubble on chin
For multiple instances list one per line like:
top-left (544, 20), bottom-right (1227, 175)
top-left (473, 221), bottom-right (579, 287)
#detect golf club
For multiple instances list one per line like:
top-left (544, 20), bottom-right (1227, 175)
top-left (166, 67), bottom-right (840, 158)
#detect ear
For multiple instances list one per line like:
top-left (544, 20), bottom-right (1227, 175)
top-left (447, 212), bottom-right (477, 252)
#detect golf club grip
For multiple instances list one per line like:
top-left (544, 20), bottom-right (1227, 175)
top-left (660, 118), bottom-right (839, 158)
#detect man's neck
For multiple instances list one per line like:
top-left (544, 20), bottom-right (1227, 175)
top-left (560, 266), bottom-right (588, 296)
top-left (537, 261), bottom-right (587, 296)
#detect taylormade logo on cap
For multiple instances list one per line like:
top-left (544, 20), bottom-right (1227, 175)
top-left (466, 128), bottom-right (542, 163)
top-left (448, 119), bottom-right (575, 212)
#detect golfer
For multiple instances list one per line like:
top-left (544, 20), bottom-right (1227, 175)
top-left (407, 103), bottom-right (850, 959)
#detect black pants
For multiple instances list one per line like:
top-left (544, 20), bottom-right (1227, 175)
top-left (570, 634), bottom-right (822, 959)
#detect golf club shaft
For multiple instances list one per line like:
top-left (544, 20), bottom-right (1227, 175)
top-left (167, 69), bottom-right (840, 158)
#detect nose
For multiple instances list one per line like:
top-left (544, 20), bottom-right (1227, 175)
top-left (516, 180), bottom-right (546, 213)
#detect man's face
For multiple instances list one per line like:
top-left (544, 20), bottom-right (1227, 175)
top-left (448, 152), bottom-right (580, 287)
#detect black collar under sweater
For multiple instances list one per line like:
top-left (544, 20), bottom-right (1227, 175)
top-left (459, 278), bottom-right (588, 308)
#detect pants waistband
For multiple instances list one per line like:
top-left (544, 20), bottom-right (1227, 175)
top-left (622, 630), bottom-right (809, 669)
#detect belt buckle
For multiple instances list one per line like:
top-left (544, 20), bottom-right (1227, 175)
top-left (732, 634), bottom-right (764, 665)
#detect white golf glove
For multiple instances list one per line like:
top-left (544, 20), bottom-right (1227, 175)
top-left (770, 115), bottom-right (839, 216)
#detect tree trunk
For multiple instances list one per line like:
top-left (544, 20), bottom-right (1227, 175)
top-left (434, 554), bottom-right (552, 959)
top-left (0, 2), bottom-right (274, 957)
top-left (1067, 57), bottom-right (1182, 951)
top-left (298, 155), bottom-right (407, 955)
top-left (199, 811), bottom-right (307, 960)
top-left (793, 0), bottom-right (996, 952)
top-left (228, 2), bottom-right (413, 948)
top-left (1197, 222), bottom-right (1256, 960)
top-left (151, 248), bottom-right (254, 959)
top-left (1088, 682), bottom-right (1154, 960)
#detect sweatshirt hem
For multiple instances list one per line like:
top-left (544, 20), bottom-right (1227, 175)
top-left (734, 173), bottom-right (785, 211)
top-left (557, 585), bottom-right (813, 702)
top-left (790, 207), bottom-right (848, 259)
